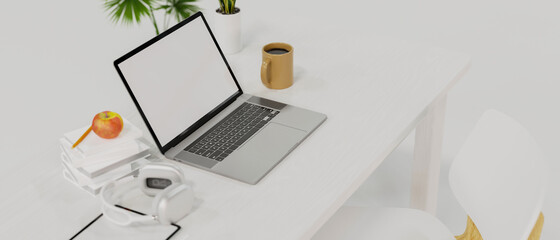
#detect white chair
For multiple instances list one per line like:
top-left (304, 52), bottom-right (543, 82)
top-left (313, 110), bottom-right (547, 240)
top-left (449, 109), bottom-right (547, 240)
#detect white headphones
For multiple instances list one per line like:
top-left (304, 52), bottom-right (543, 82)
top-left (100, 162), bottom-right (194, 226)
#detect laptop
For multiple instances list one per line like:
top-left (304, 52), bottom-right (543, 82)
top-left (113, 12), bottom-right (326, 184)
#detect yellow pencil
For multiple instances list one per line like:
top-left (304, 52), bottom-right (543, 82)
top-left (72, 126), bottom-right (92, 149)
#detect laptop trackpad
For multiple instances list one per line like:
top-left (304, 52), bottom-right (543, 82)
top-left (212, 123), bottom-right (306, 184)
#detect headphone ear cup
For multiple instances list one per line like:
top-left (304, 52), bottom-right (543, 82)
top-left (152, 183), bottom-right (194, 224)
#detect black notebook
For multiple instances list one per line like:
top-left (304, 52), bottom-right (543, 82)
top-left (70, 206), bottom-right (181, 240)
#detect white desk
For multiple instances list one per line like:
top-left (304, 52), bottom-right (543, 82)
top-left (0, 0), bottom-right (469, 239)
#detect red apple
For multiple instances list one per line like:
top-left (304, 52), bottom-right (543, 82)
top-left (92, 111), bottom-right (123, 139)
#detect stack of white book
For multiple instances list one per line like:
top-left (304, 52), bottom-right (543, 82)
top-left (60, 118), bottom-right (151, 195)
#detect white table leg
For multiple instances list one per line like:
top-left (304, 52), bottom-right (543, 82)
top-left (410, 95), bottom-right (447, 215)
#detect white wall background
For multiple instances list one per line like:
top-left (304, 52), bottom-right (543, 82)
top-left (1, 0), bottom-right (558, 238)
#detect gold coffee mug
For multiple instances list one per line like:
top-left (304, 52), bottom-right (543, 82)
top-left (261, 43), bottom-right (293, 89)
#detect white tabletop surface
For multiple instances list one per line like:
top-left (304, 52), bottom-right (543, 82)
top-left (0, 0), bottom-right (469, 239)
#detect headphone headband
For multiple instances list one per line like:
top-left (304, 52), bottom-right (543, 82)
top-left (99, 163), bottom-right (194, 226)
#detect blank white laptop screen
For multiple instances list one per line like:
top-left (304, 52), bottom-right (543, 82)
top-left (117, 17), bottom-right (239, 146)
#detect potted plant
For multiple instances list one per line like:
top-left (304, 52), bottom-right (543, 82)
top-left (102, 0), bottom-right (199, 35)
top-left (214, 0), bottom-right (241, 54)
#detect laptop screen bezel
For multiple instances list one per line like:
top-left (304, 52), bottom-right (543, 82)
top-left (113, 11), bottom-right (243, 154)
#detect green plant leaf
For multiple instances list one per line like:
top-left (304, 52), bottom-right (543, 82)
top-left (164, 0), bottom-right (200, 24)
top-left (103, 0), bottom-right (154, 25)
top-left (102, 0), bottom-right (199, 35)
top-left (154, 5), bottom-right (171, 10)
top-left (218, 0), bottom-right (236, 14)
top-left (224, 0), bottom-right (229, 14)
top-left (218, 0), bottom-right (225, 13)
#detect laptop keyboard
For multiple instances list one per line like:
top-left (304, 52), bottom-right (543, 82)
top-left (184, 102), bottom-right (279, 161)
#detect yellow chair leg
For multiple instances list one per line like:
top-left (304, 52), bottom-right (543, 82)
top-left (528, 213), bottom-right (544, 240)
top-left (455, 216), bottom-right (482, 240)
top-left (455, 213), bottom-right (544, 240)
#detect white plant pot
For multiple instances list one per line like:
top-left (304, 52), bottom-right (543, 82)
top-left (214, 8), bottom-right (242, 54)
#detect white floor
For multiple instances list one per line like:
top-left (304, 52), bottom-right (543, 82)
top-left (343, 0), bottom-right (560, 238)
